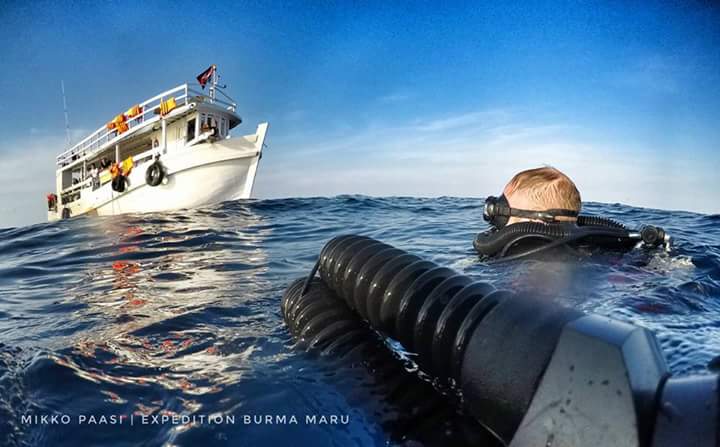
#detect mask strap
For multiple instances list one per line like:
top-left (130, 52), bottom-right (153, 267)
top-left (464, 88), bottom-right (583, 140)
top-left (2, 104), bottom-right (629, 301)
top-left (506, 208), bottom-right (579, 222)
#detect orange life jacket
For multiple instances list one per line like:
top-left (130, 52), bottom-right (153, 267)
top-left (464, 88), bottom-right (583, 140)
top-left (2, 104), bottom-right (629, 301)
top-left (107, 113), bottom-right (127, 131)
top-left (125, 104), bottom-right (143, 119)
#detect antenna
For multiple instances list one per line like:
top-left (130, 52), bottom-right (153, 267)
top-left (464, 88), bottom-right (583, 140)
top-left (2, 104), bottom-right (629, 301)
top-left (210, 64), bottom-right (218, 101)
top-left (61, 80), bottom-right (71, 148)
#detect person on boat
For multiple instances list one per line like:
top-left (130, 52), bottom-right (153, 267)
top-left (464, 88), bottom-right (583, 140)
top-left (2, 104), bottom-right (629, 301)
top-left (201, 116), bottom-right (218, 137)
top-left (88, 163), bottom-right (99, 190)
top-left (100, 157), bottom-right (111, 170)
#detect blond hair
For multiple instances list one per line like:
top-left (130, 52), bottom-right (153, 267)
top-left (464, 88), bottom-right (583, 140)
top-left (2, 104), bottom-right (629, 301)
top-left (503, 167), bottom-right (581, 212)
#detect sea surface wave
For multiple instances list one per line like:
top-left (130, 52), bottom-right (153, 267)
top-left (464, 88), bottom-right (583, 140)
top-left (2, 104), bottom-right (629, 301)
top-left (1, 196), bottom-right (719, 446)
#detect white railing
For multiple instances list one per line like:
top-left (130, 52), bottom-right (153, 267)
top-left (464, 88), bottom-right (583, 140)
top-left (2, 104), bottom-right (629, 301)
top-left (56, 83), bottom-right (237, 168)
top-left (60, 143), bottom-right (158, 203)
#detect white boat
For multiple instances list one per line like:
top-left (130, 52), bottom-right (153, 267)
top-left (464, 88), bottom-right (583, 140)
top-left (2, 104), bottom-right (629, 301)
top-left (46, 66), bottom-right (269, 221)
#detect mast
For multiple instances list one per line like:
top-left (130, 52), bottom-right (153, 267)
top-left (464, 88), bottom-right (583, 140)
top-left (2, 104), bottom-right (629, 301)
top-left (61, 80), bottom-right (71, 148)
top-left (210, 64), bottom-right (218, 102)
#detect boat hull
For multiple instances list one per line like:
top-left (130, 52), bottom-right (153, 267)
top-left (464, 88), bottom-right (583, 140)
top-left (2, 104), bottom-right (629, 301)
top-left (96, 156), bottom-right (257, 216)
top-left (50, 123), bottom-right (267, 221)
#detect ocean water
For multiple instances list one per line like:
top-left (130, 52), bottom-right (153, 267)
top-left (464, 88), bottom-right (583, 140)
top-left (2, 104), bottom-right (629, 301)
top-left (1, 196), bottom-right (719, 446)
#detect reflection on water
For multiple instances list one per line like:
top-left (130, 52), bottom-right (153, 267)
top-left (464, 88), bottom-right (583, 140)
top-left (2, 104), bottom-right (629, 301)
top-left (0, 197), bottom-right (719, 446)
top-left (62, 210), bottom-right (271, 428)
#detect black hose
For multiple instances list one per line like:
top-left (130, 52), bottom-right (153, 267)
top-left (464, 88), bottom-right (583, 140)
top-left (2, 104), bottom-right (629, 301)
top-left (282, 277), bottom-right (501, 447)
top-left (473, 216), bottom-right (635, 258)
top-left (577, 215), bottom-right (627, 229)
top-left (308, 235), bottom-right (586, 441)
top-left (300, 258), bottom-right (321, 296)
top-left (490, 227), bottom-right (640, 263)
top-left (313, 235), bottom-right (498, 380)
top-left (283, 235), bottom-right (714, 447)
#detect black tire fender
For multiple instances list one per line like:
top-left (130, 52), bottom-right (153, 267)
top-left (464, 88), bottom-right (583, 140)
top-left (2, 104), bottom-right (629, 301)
top-left (111, 175), bottom-right (126, 193)
top-left (145, 161), bottom-right (164, 187)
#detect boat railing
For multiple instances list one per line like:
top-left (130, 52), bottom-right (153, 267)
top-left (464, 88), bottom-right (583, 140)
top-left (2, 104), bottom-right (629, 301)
top-left (56, 83), bottom-right (237, 168)
top-left (60, 177), bottom-right (91, 203)
top-left (59, 139), bottom-right (171, 201)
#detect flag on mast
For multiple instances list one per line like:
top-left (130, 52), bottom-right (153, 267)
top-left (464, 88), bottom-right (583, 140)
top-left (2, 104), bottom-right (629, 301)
top-left (196, 65), bottom-right (216, 89)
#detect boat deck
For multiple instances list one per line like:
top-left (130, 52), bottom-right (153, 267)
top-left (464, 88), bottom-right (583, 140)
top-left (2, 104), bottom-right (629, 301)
top-left (56, 83), bottom-right (237, 169)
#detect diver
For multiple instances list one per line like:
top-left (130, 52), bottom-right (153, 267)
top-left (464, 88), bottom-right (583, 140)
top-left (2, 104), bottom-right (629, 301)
top-left (474, 166), bottom-right (670, 261)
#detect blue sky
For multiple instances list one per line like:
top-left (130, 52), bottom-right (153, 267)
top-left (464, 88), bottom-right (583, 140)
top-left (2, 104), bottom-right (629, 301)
top-left (0, 0), bottom-right (718, 227)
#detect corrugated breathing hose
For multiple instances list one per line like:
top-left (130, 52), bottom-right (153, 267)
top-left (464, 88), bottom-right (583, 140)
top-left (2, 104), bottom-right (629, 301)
top-left (282, 235), bottom-right (719, 447)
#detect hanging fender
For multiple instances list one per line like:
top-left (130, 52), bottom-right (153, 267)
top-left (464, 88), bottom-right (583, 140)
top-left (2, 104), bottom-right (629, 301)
top-left (145, 160), bottom-right (165, 187)
top-left (111, 174), bottom-right (127, 192)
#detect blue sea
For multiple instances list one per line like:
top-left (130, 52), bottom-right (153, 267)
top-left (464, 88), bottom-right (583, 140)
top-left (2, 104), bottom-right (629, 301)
top-left (1, 196), bottom-right (719, 446)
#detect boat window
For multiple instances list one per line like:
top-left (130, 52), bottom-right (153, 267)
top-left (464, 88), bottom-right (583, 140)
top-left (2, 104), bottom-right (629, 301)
top-left (201, 114), bottom-right (218, 135)
top-left (187, 118), bottom-right (196, 142)
top-left (221, 118), bottom-right (227, 137)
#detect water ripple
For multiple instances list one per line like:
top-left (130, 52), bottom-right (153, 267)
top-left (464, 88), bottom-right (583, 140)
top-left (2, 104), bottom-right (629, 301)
top-left (0, 196), bottom-right (718, 445)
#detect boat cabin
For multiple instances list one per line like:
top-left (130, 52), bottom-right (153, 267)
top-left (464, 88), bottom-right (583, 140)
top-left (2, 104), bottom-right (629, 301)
top-left (52, 83), bottom-right (242, 210)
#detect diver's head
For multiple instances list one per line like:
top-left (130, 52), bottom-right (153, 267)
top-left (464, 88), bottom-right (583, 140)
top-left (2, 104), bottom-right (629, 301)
top-left (484, 167), bottom-right (581, 228)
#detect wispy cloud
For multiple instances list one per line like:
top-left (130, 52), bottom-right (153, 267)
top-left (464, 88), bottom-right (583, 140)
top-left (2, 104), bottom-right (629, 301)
top-left (283, 109), bottom-right (307, 122)
top-left (611, 53), bottom-right (708, 96)
top-left (270, 108), bottom-right (518, 159)
top-left (0, 136), bottom-right (64, 228)
top-left (2, 107), bottom-right (718, 229)
top-left (378, 91), bottom-right (412, 104)
top-left (0, 126), bottom-right (91, 227)
top-left (256, 107), bottom-right (720, 214)
top-left (412, 109), bottom-right (512, 133)
top-left (27, 127), bottom-right (88, 141)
